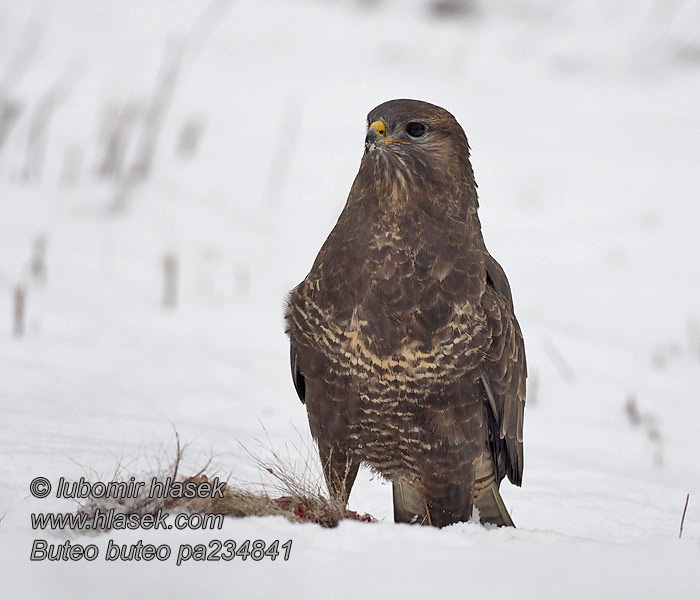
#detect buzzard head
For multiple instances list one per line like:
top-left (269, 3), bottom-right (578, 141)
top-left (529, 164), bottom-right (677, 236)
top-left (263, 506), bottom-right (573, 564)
top-left (360, 99), bottom-right (476, 210)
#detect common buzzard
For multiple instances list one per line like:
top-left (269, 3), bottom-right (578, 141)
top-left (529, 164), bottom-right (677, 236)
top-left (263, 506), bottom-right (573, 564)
top-left (285, 99), bottom-right (526, 527)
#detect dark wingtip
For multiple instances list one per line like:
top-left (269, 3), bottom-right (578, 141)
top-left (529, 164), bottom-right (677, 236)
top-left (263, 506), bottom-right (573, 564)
top-left (290, 345), bottom-right (306, 404)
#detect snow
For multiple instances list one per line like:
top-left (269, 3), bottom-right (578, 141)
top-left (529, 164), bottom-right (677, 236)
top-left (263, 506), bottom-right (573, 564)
top-left (1, 1), bottom-right (700, 598)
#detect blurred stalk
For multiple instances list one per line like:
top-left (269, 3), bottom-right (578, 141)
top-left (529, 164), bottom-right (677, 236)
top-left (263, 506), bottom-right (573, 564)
top-left (13, 284), bottom-right (26, 337)
top-left (163, 253), bottom-right (179, 309)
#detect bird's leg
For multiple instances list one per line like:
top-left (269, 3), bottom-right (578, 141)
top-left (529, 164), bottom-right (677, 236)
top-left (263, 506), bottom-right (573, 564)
top-left (392, 479), bottom-right (431, 525)
top-left (318, 442), bottom-right (360, 508)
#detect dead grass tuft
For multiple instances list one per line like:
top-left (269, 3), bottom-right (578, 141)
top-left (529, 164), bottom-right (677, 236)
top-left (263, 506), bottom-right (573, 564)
top-left (76, 432), bottom-right (374, 531)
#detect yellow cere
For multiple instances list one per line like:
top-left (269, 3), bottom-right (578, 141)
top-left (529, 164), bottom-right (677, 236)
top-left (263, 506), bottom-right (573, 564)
top-left (368, 120), bottom-right (411, 145)
top-left (368, 120), bottom-right (386, 136)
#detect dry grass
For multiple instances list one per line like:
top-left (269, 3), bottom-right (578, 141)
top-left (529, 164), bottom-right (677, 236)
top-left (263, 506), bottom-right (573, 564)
top-left (76, 433), bottom-right (373, 531)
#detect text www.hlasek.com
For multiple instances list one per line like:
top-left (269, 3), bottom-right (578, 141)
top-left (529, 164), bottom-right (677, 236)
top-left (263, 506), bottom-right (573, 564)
top-left (31, 507), bottom-right (218, 531)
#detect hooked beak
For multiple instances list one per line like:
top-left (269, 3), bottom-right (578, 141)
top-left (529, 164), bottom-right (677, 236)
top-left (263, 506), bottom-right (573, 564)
top-left (365, 120), bottom-right (410, 153)
top-left (365, 120), bottom-right (386, 153)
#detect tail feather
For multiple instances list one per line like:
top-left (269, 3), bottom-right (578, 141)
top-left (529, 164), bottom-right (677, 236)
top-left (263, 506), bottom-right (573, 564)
top-left (474, 484), bottom-right (515, 527)
top-left (392, 467), bottom-right (515, 528)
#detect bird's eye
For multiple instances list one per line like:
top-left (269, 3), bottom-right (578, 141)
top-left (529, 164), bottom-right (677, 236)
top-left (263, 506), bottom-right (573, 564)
top-left (406, 122), bottom-right (426, 137)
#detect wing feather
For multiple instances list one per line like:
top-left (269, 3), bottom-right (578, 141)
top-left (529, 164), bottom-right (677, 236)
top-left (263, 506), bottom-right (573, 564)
top-left (290, 345), bottom-right (306, 404)
top-left (481, 252), bottom-right (527, 486)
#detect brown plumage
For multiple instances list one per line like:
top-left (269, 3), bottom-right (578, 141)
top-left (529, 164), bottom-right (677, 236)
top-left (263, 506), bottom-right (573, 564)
top-left (285, 99), bottom-right (526, 527)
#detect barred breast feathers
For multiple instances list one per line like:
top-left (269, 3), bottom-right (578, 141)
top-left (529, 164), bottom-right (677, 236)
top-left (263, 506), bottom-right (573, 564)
top-left (287, 277), bottom-right (489, 390)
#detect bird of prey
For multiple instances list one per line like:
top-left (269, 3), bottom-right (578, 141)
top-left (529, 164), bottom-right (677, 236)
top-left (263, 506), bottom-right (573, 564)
top-left (285, 99), bottom-right (526, 527)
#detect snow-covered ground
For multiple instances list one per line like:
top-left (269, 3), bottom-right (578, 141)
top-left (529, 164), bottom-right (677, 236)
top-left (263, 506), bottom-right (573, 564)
top-left (1, 1), bottom-right (699, 597)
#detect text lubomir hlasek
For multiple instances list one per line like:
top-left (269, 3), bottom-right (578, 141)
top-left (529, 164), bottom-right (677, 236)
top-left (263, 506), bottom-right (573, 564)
top-left (54, 476), bottom-right (226, 500)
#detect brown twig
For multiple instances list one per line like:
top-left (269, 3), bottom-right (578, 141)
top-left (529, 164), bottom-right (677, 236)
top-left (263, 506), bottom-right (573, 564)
top-left (171, 430), bottom-right (182, 483)
top-left (679, 493), bottom-right (690, 539)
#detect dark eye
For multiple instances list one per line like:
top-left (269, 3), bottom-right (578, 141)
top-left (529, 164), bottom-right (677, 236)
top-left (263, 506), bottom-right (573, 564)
top-left (406, 122), bottom-right (426, 137)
